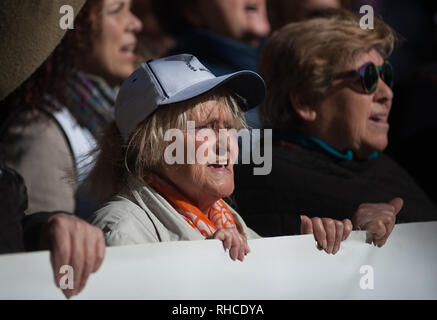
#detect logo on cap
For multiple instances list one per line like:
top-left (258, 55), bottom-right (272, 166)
top-left (182, 55), bottom-right (212, 74)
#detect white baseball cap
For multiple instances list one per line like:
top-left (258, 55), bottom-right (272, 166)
top-left (115, 54), bottom-right (265, 141)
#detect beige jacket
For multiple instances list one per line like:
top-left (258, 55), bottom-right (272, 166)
top-left (2, 110), bottom-right (76, 214)
top-left (89, 177), bottom-right (261, 246)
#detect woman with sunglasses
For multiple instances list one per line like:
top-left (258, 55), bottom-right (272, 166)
top-left (233, 8), bottom-right (437, 247)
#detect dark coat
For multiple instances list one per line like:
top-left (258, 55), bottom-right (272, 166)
top-left (233, 142), bottom-right (437, 237)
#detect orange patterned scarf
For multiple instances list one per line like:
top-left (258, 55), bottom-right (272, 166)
top-left (145, 174), bottom-right (236, 237)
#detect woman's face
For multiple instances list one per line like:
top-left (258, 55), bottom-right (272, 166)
top-left (282, 0), bottom-right (342, 22)
top-left (157, 99), bottom-right (238, 213)
top-left (189, 0), bottom-right (270, 46)
top-left (310, 49), bottom-right (394, 159)
top-left (85, 0), bottom-right (142, 85)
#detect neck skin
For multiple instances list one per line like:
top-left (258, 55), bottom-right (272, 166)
top-left (196, 200), bottom-right (215, 216)
top-left (295, 125), bottom-right (374, 160)
top-left (75, 61), bottom-right (122, 88)
top-left (176, 187), bottom-right (216, 216)
top-left (152, 171), bottom-right (216, 215)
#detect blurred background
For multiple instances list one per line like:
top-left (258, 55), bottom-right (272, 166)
top-left (134, 0), bottom-right (437, 201)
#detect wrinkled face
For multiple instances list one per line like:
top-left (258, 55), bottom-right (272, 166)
top-left (85, 0), bottom-right (142, 85)
top-left (313, 49), bottom-right (394, 159)
top-left (191, 0), bottom-right (270, 46)
top-left (157, 100), bottom-right (239, 212)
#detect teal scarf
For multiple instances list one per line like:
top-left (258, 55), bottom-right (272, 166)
top-left (274, 131), bottom-right (378, 161)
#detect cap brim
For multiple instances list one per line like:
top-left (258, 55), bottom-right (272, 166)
top-left (157, 70), bottom-right (265, 111)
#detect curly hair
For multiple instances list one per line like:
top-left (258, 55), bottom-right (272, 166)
top-left (258, 8), bottom-right (400, 130)
top-left (1, 0), bottom-right (104, 117)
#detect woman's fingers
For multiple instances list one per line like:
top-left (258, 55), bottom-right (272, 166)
top-left (352, 198), bottom-right (403, 248)
top-left (300, 215), bottom-right (313, 235)
top-left (365, 219), bottom-right (388, 247)
top-left (215, 229), bottom-right (232, 251)
top-left (311, 217), bottom-right (327, 251)
top-left (70, 228), bottom-right (85, 298)
top-left (229, 230), bottom-right (241, 261)
top-left (77, 235), bottom-right (94, 294)
top-left (333, 220), bottom-right (344, 254)
top-left (244, 236), bottom-right (251, 255)
top-left (237, 235), bottom-right (246, 262)
top-left (311, 218), bottom-right (352, 254)
top-left (212, 228), bottom-right (247, 262)
top-left (389, 197), bottom-right (404, 215)
top-left (323, 219), bottom-right (336, 254)
top-left (368, 213), bottom-right (395, 247)
top-left (342, 219), bottom-right (353, 241)
top-left (47, 217), bottom-right (71, 291)
top-left (93, 231), bottom-right (106, 273)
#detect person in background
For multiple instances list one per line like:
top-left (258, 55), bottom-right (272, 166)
top-left (233, 9), bottom-right (437, 243)
top-left (2, 0), bottom-right (142, 219)
top-left (152, 0), bottom-right (271, 128)
top-left (131, 0), bottom-right (175, 60)
top-left (0, 0), bottom-right (141, 298)
top-left (267, 0), bottom-right (347, 32)
top-left (88, 54), bottom-right (354, 256)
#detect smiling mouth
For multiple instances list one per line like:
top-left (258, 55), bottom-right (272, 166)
top-left (207, 164), bottom-right (231, 173)
top-left (369, 113), bottom-right (389, 127)
top-left (120, 44), bottom-right (137, 60)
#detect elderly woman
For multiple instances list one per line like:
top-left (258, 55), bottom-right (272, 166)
top-left (233, 9), bottom-right (437, 244)
top-left (89, 54), bottom-right (353, 259)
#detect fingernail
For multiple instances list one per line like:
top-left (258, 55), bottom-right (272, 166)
top-left (322, 240), bottom-right (327, 250)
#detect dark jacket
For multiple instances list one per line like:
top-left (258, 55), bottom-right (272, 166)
top-left (0, 145), bottom-right (26, 253)
top-left (233, 141), bottom-right (437, 237)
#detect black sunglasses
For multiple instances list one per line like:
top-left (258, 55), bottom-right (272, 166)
top-left (333, 60), bottom-right (394, 94)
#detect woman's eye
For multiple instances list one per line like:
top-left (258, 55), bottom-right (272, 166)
top-left (196, 123), bottom-right (213, 130)
top-left (108, 2), bottom-right (124, 14)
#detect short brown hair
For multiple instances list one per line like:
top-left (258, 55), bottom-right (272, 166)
top-left (258, 8), bottom-right (400, 130)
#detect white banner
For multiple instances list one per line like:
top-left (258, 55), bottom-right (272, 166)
top-left (0, 221), bottom-right (436, 300)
